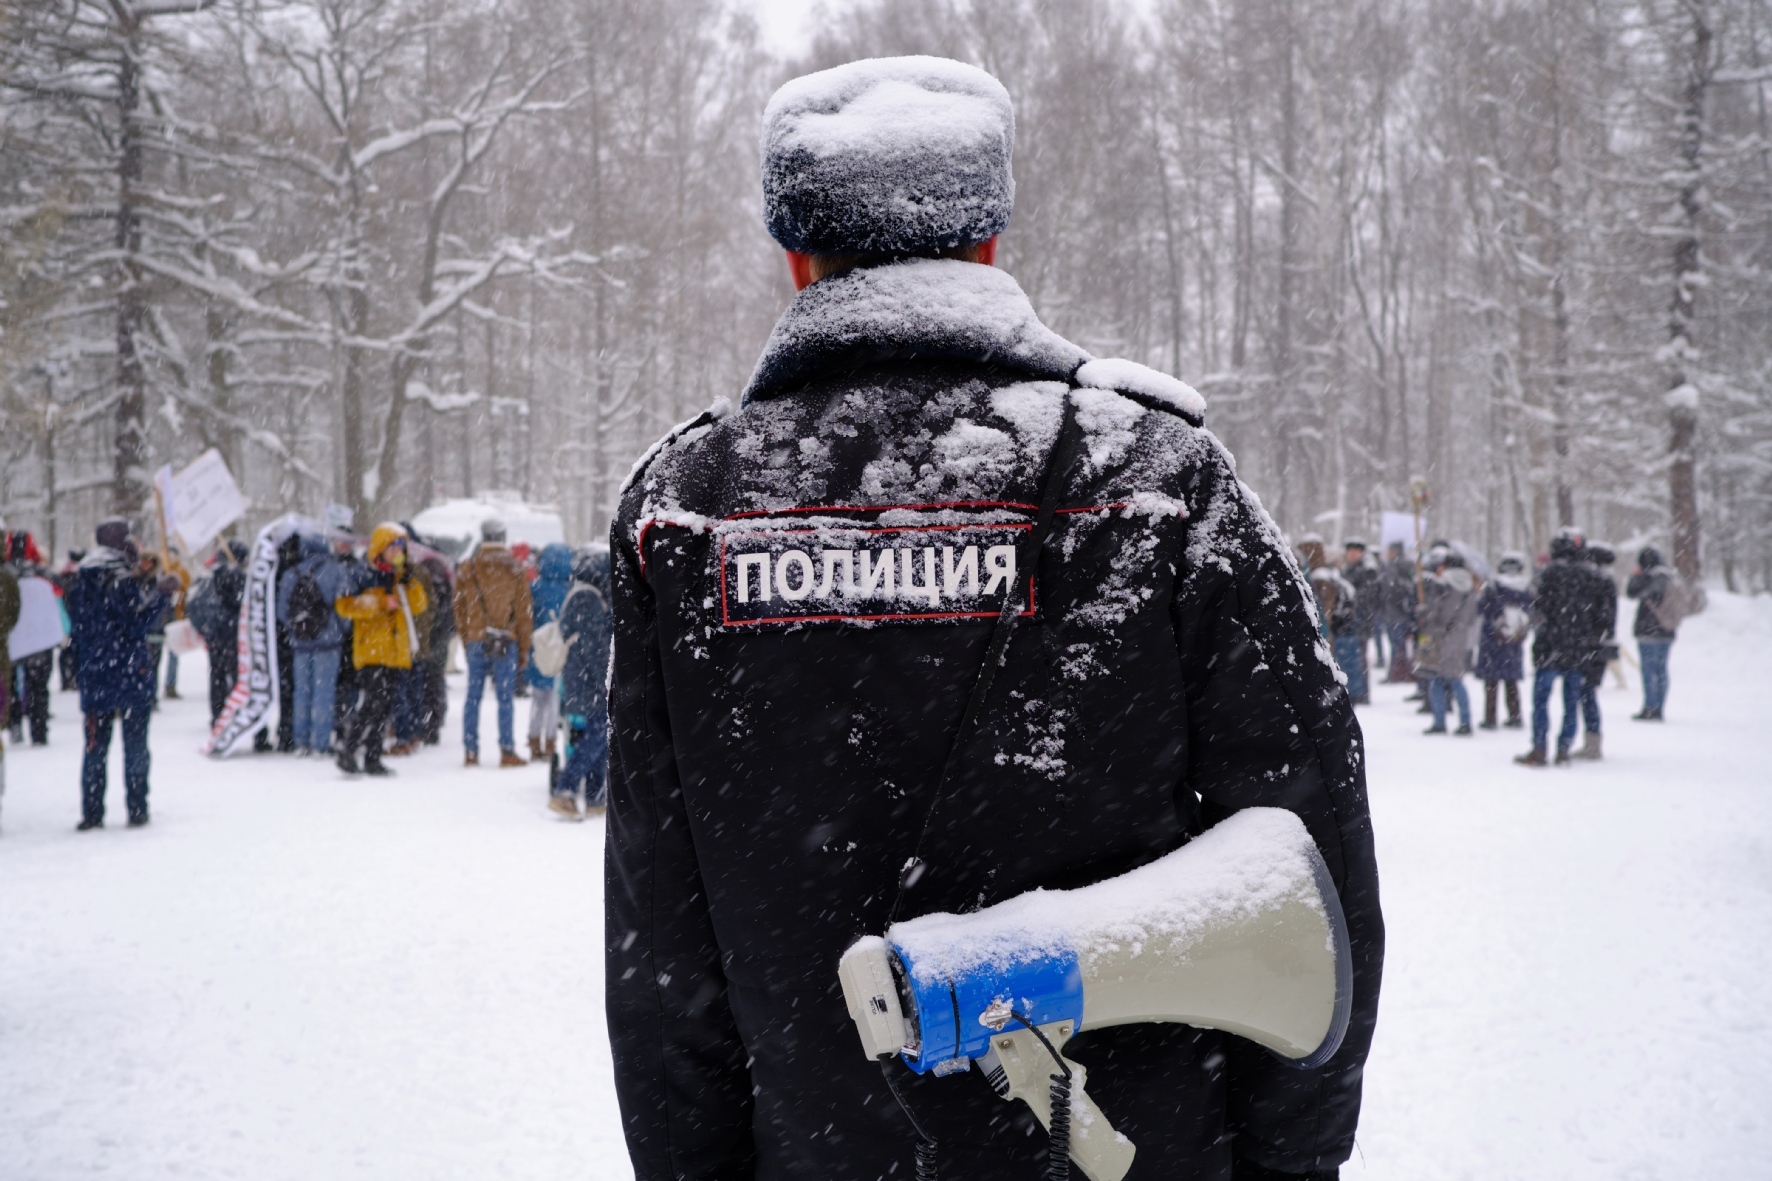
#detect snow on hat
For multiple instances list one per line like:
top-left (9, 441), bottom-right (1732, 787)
top-left (761, 56), bottom-right (1015, 256)
top-left (480, 517), bottom-right (507, 542)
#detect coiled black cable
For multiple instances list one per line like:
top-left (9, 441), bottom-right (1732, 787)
top-left (1011, 1011), bottom-right (1073, 1181)
top-left (881, 1059), bottom-right (940, 1181)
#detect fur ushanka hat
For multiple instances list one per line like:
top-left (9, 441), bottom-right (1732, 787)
top-left (760, 56), bottom-right (1015, 256)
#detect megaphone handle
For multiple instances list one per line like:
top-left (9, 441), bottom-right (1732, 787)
top-left (978, 1023), bottom-right (1137, 1181)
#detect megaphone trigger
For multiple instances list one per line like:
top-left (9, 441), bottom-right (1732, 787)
top-left (977, 1018), bottom-right (1136, 1181)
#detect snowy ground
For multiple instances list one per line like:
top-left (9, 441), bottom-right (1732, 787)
top-left (3, 595), bottom-right (1769, 1180)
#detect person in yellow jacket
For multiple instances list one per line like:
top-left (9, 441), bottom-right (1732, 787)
top-left (333, 523), bottom-right (427, 776)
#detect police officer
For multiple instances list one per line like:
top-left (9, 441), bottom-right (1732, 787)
top-left (605, 56), bottom-right (1383, 1181)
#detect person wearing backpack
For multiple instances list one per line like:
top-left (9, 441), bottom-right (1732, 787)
top-left (550, 545), bottom-right (613, 819)
top-left (522, 543), bottom-right (574, 763)
top-left (189, 540), bottom-right (250, 725)
top-left (1475, 552), bottom-right (1533, 729)
top-left (276, 533), bottom-right (350, 755)
top-left (1626, 546), bottom-right (1695, 721)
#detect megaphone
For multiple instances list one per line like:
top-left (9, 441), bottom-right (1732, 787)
top-left (839, 807), bottom-right (1352, 1181)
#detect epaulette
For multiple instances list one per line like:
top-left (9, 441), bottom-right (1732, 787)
top-left (1073, 358), bottom-right (1206, 427)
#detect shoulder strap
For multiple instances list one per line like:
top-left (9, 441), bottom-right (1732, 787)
top-left (888, 392), bottom-right (1080, 925)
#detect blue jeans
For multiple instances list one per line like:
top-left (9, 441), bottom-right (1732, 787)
top-left (1333, 633), bottom-right (1367, 700)
top-left (1428, 676), bottom-right (1471, 730)
top-left (393, 665), bottom-right (425, 744)
top-left (560, 709), bottom-right (609, 805)
top-left (83, 707), bottom-right (151, 823)
top-left (292, 647), bottom-right (340, 752)
top-left (1532, 668), bottom-right (1584, 753)
top-left (463, 641), bottom-right (519, 756)
top-left (1639, 640), bottom-right (1671, 715)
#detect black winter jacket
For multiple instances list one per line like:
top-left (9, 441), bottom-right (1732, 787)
top-left (1530, 558), bottom-right (1610, 671)
top-left (605, 260), bottom-right (1383, 1181)
top-left (1626, 568), bottom-right (1677, 640)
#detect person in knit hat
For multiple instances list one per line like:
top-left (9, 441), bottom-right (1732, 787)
top-left (603, 57), bottom-right (1379, 1181)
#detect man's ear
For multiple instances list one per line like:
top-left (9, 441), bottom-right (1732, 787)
top-left (974, 236), bottom-right (998, 267)
top-left (786, 250), bottom-right (814, 291)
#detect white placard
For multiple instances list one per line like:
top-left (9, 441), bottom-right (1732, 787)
top-left (8, 576), bottom-right (66, 660)
top-left (1379, 511), bottom-right (1424, 557)
top-left (168, 449), bottom-right (247, 553)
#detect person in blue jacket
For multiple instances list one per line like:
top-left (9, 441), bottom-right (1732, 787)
top-left (524, 542), bottom-right (574, 763)
top-left (552, 544), bottom-right (612, 818)
top-left (276, 533), bottom-right (352, 754)
top-left (64, 519), bottom-right (173, 830)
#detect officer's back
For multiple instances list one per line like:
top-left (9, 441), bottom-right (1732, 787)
top-left (605, 56), bottom-right (1381, 1181)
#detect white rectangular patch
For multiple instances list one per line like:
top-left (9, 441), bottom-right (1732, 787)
top-left (718, 523), bottom-right (1035, 627)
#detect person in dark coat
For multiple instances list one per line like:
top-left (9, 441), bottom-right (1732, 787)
top-left (1343, 539), bottom-right (1381, 681)
top-left (64, 520), bottom-right (172, 829)
top-left (415, 551), bottom-right (455, 745)
top-left (1516, 529), bottom-right (1605, 766)
top-left (1378, 541), bottom-right (1417, 683)
top-left (1574, 545), bottom-right (1619, 759)
top-left (1626, 546), bottom-right (1681, 720)
top-left (604, 57), bottom-right (1382, 1181)
top-left (1475, 552), bottom-right (1532, 729)
top-left (552, 544), bottom-right (612, 818)
top-left (189, 540), bottom-right (250, 724)
top-left (276, 533), bottom-right (351, 754)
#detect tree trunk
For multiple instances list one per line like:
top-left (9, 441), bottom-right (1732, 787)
top-left (113, 21), bottom-right (148, 521)
top-left (1667, 6), bottom-right (1711, 582)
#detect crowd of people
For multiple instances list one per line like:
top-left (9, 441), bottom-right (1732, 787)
top-left (0, 515), bottom-right (613, 830)
top-left (1298, 527), bottom-right (1701, 765)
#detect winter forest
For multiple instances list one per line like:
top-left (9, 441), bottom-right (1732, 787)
top-left (4, 0), bottom-right (1770, 586)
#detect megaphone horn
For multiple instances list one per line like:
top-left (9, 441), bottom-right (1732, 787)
top-left (839, 807), bottom-right (1352, 1181)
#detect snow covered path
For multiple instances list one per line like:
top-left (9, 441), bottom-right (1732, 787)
top-left (2, 595), bottom-right (1769, 1179)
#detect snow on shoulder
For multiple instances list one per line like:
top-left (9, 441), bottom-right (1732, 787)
top-left (1075, 357), bottom-right (1207, 423)
top-left (888, 807), bottom-right (1322, 984)
top-left (761, 57), bottom-right (1015, 256)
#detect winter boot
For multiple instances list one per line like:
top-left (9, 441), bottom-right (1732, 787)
top-left (528, 736), bottom-right (545, 762)
top-left (499, 748), bottom-right (526, 768)
top-left (1553, 745), bottom-right (1573, 766)
top-left (127, 810), bottom-right (150, 828)
top-left (1454, 723), bottom-right (1472, 736)
top-left (464, 751), bottom-right (479, 767)
top-left (544, 738), bottom-right (557, 759)
top-left (1423, 724), bottom-right (1447, 735)
top-left (364, 761), bottom-right (394, 777)
top-left (336, 750), bottom-right (361, 775)
top-left (76, 816), bottom-right (103, 831)
top-left (1575, 732), bottom-right (1602, 760)
top-left (1514, 747), bottom-right (1548, 767)
top-left (548, 795), bottom-right (582, 820)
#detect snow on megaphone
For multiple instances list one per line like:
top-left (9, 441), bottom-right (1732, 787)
top-left (839, 808), bottom-right (1352, 1181)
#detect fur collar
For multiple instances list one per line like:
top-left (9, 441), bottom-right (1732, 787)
top-left (743, 259), bottom-right (1089, 403)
